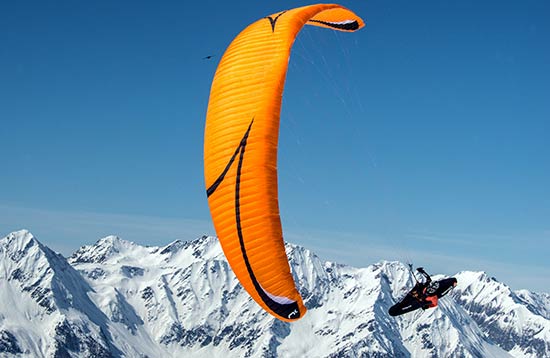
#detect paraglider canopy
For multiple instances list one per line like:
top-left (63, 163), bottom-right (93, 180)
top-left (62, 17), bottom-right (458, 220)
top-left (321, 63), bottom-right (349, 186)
top-left (204, 4), bottom-right (365, 322)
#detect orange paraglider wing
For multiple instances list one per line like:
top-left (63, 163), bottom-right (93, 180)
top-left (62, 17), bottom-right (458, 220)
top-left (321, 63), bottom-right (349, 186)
top-left (204, 4), bottom-right (364, 322)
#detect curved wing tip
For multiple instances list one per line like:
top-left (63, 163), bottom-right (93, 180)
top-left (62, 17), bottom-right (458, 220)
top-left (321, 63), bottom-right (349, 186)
top-left (277, 307), bottom-right (307, 322)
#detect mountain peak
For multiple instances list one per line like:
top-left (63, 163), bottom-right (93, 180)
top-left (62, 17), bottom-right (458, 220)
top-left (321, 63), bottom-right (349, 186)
top-left (158, 239), bottom-right (185, 255)
top-left (97, 234), bottom-right (124, 245)
top-left (69, 235), bottom-right (139, 264)
top-left (1, 229), bottom-right (49, 264)
top-left (2, 228), bottom-right (34, 241)
top-left (1, 228), bottom-right (39, 248)
top-left (1, 230), bottom-right (120, 357)
top-left (95, 235), bottom-right (137, 251)
top-left (1, 231), bottom-right (95, 315)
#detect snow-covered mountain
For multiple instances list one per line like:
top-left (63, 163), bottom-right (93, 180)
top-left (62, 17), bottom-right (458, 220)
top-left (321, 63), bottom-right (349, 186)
top-left (1, 229), bottom-right (548, 358)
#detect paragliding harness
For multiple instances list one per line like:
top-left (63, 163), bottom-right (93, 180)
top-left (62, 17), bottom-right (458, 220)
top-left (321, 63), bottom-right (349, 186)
top-left (388, 265), bottom-right (457, 317)
top-left (409, 267), bottom-right (438, 310)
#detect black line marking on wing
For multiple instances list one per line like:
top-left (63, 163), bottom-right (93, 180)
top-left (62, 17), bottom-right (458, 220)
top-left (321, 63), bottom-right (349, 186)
top-left (207, 118), bottom-right (301, 320)
top-left (265, 11), bottom-right (287, 33)
top-left (206, 120), bottom-right (254, 198)
top-left (307, 19), bottom-right (360, 31)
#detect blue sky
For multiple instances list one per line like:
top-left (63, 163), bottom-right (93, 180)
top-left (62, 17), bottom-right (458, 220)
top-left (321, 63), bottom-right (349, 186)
top-left (1, 0), bottom-right (549, 291)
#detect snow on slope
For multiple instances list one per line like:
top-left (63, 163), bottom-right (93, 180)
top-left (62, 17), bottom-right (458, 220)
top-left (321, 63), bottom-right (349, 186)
top-left (453, 271), bottom-right (550, 358)
top-left (0, 230), bottom-right (120, 357)
top-left (1, 229), bottom-right (548, 358)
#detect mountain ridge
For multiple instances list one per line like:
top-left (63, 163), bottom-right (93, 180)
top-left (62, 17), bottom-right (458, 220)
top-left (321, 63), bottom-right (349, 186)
top-left (1, 229), bottom-right (548, 357)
